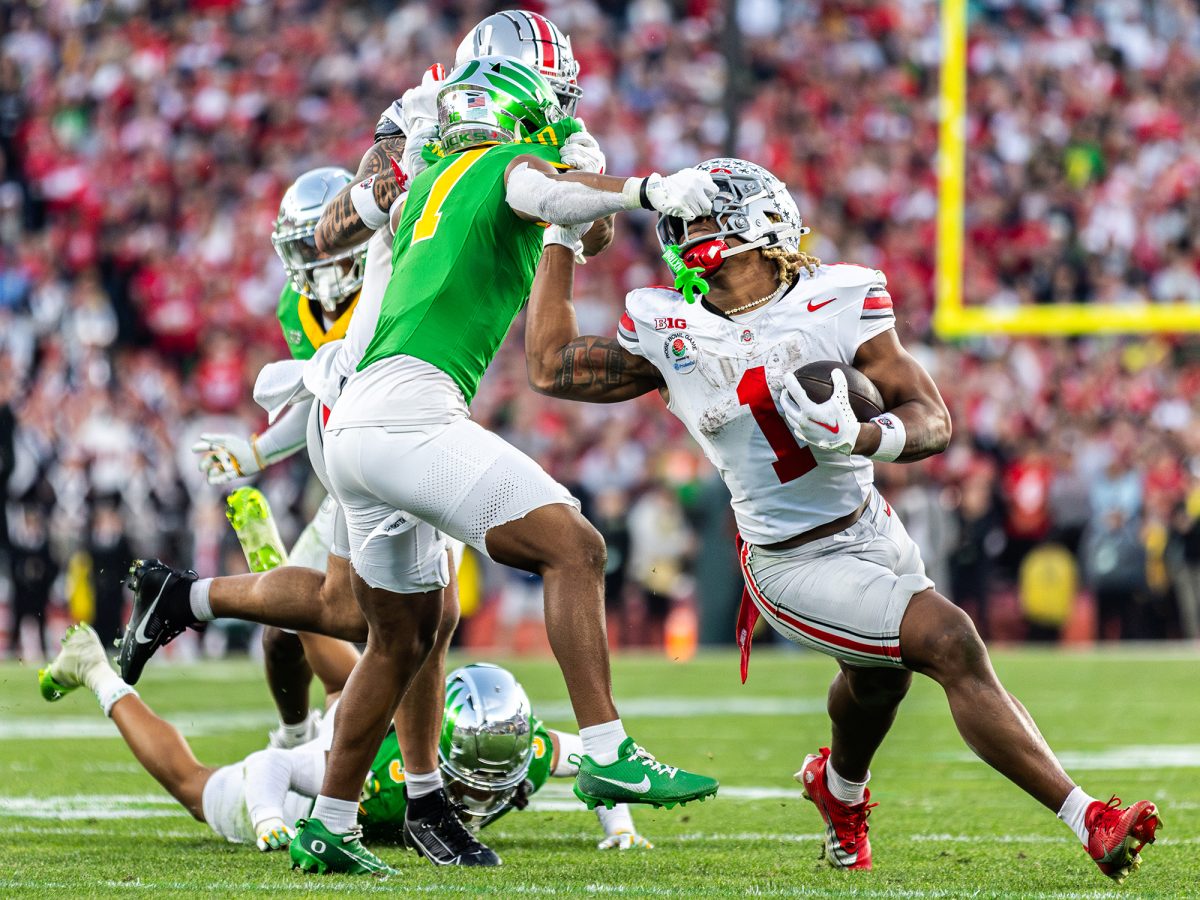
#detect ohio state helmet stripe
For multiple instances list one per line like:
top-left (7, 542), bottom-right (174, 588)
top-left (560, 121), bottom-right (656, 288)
top-left (527, 12), bottom-right (559, 73)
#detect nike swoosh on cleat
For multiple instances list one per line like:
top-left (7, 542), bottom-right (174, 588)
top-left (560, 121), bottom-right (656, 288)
top-left (133, 577), bottom-right (170, 645)
top-left (809, 419), bottom-right (840, 434)
top-left (807, 297), bottom-right (837, 311)
top-left (588, 774), bottom-right (652, 794)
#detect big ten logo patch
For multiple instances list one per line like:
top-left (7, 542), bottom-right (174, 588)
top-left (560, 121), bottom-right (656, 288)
top-left (654, 317), bottom-right (687, 330)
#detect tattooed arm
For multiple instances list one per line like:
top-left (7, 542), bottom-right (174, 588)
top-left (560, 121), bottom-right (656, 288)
top-left (526, 245), bottom-right (664, 403)
top-left (314, 136), bottom-right (407, 254)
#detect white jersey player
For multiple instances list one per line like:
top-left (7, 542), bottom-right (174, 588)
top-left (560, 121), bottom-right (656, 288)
top-left (523, 157), bottom-right (1161, 884)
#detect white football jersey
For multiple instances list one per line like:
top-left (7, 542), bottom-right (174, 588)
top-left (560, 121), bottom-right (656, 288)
top-left (618, 264), bottom-right (895, 545)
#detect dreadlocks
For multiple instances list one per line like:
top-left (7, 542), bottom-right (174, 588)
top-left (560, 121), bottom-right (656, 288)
top-left (763, 245), bottom-right (821, 286)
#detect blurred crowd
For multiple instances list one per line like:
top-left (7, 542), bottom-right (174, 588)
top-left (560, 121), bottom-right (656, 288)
top-left (2, 0), bottom-right (1200, 658)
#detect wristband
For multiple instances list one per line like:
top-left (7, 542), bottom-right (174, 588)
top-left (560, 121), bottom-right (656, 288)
top-left (350, 177), bottom-right (390, 231)
top-left (621, 176), bottom-right (649, 211)
top-left (868, 414), bottom-right (906, 462)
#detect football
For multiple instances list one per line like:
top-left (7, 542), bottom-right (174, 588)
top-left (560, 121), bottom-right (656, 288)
top-left (793, 360), bottom-right (886, 421)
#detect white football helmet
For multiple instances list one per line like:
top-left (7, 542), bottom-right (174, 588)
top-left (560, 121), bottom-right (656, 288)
top-left (271, 167), bottom-right (369, 313)
top-left (455, 10), bottom-right (582, 115)
top-left (656, 158), bottom-right (809, 274)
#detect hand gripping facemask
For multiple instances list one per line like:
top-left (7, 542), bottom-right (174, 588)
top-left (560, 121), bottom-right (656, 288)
top-left (655, 158), bottom-right (809, 302)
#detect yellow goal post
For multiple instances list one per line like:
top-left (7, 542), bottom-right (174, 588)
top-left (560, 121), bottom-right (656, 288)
top-left (933, 0), bottom-right (1200, 337)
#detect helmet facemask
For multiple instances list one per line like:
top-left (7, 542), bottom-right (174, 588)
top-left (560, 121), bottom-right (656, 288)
top-left (656, 159), bottom-right (809, 280)
top-left (271, 166), bottom-right (368, 314)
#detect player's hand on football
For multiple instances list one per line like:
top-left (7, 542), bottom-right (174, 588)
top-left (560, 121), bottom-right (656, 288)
top-left (561, 127), bottom-right (606, 174)
top-left (254, 817), bottom-right (296, 851)
top-left (192, 433), bottom-right (264, 485)
top-left (644, 169), bottom-right (718, 220)
top-left (779, 369), bottom-right (860, 455)
top-left (598, 830), bottom-right (654, 851)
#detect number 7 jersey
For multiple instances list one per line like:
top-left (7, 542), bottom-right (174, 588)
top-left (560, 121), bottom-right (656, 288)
top-left (617, 264), bottom-right (895, 544)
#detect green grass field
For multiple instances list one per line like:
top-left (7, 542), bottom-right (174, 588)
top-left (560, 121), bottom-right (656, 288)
top-left (0, 647), bottom-right (1197, 898)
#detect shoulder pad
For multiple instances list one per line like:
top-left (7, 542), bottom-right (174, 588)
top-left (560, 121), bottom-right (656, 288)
top-left (624, 286), bottom-right (685, 320)
top-left (812, 263), bottom-right (887, 290)
top-left (373, 100), bottom-right (404, 143)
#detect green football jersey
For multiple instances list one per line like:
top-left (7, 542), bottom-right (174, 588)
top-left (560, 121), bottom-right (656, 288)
top-left (275, 283), bottom-right (358, 361)
top-left (358, 718), bottom-right (555, 841)
top-left (355, 119), bottom-right (581, 403)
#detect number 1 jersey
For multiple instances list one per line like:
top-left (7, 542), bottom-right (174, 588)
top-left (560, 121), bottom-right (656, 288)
top-left (617, 264), bottom-right (895, 544)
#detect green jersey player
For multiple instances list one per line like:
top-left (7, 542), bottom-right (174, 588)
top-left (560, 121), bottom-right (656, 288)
top-left (40, 627), bottom-right (651, 855)
top-left (297, 54), bottom-right (720, 873)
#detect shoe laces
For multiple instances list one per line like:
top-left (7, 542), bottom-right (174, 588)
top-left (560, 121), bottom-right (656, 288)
top-left (630, 743), bottom-right (678, 778)
top-left (828, 795), bottom-right (876, 849)
top-left (432, 801), bottom-right (486, 856)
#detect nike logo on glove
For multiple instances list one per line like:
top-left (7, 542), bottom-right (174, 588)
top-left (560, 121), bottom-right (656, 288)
top-left (590, 774), bottom-right (652, 794)
top-left (807, 297), bottom-right (837, 312)
top-left (809, 419), bottom-right (840, 434)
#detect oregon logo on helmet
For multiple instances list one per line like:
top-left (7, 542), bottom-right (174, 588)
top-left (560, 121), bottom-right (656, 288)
top-left (437, 54), bottom-right (564, 154)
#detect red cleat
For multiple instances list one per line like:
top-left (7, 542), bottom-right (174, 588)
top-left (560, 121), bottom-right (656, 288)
top-left (796, 747), bottom-right (875, 870)
top-left (1085, 796), bottom-right (1161, 883)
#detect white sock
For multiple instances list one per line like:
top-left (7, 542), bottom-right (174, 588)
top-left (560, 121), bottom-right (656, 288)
top-left (403, 768), bottom-right (443, 800)
top-left (311, 794), bottom-right (359, 834)
top-left (551, 730), bottom-right (584, 777)
top-left (1058, 785), bottom-right (1098, 846)
top-left (825, 760), bottom-right (869, 806)
top-left (87, 667), bottom-right (137, 718)
top-left (595, 803), bottom-right (635, 837)
top-left (190, 579), bottom-right (214, 622)
top-left (279, 714), bottom-right (313, 743)
top-left (580, 719), bottom-right (627, 766)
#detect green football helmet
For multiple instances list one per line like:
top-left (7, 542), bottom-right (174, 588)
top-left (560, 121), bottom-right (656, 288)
top-left (436, 54), bottom-right (565, 154)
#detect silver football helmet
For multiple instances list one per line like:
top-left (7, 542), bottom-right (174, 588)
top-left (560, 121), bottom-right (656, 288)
top-left (656, 158), bottom-right (809, 266)
top-left (271, 167), bottom-right (368, 313)
top-left (455, 10), bottom-right (582, 116)
top-left (439, 663), bottom-right (534, 827)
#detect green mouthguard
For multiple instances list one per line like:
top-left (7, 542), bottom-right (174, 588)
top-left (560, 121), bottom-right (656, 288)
top-left (662, 244), bottom-right (710, 305)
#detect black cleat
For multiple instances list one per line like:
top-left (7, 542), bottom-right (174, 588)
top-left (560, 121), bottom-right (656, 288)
top-left (119, 559), bottom-right (199, 685)
top-left (404, 789), bottom-right (501, 867)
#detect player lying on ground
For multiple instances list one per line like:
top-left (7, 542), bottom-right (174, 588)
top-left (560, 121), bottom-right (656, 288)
top-left (39, 625), bottom-right (651, 854)
top-left (521, 157), bottom-right (1161, 884)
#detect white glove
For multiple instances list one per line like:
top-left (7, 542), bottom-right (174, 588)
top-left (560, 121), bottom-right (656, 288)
top-left (560, 128), bottom-right (605, 174)
top-left (254, 817), bottom-right (296, 852)
top-left (644, 169), bottom-right (718, 221)
top-left (399, 64), bottom-right (444, 137)
top-left (400, 65), bottom-right (445, 181)
top-left (598, 830), bottom-right (654, 851)
top-left (192, 433), bottom-right (264, 485)
top-left (779, 369), bottom-right (861, 456)
top-left (544, 222), bottom-right (591, 263)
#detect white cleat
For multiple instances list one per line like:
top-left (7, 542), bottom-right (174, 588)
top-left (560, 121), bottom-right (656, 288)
top-left (38, 623), bottom-right (109, 701)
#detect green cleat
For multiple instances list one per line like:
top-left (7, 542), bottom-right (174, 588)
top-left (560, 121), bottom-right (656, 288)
top-left (38, 623), bottom-right (108, 702)
top-left (289, 818), bottom-right (398, 876)
top-left (573, 737), bottom-right (719, 810)
top-left (226, 486), bottom-right (289, 573)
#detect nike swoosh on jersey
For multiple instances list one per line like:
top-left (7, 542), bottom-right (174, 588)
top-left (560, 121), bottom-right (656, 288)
top-left (133, 580), bottom-right (170, 644)
top-left (810, 419), bottom-right (840, 435)
top-left (807, 297), bottom-right (837, 311)
top-left (588, 774), bottom-right (652, 794)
